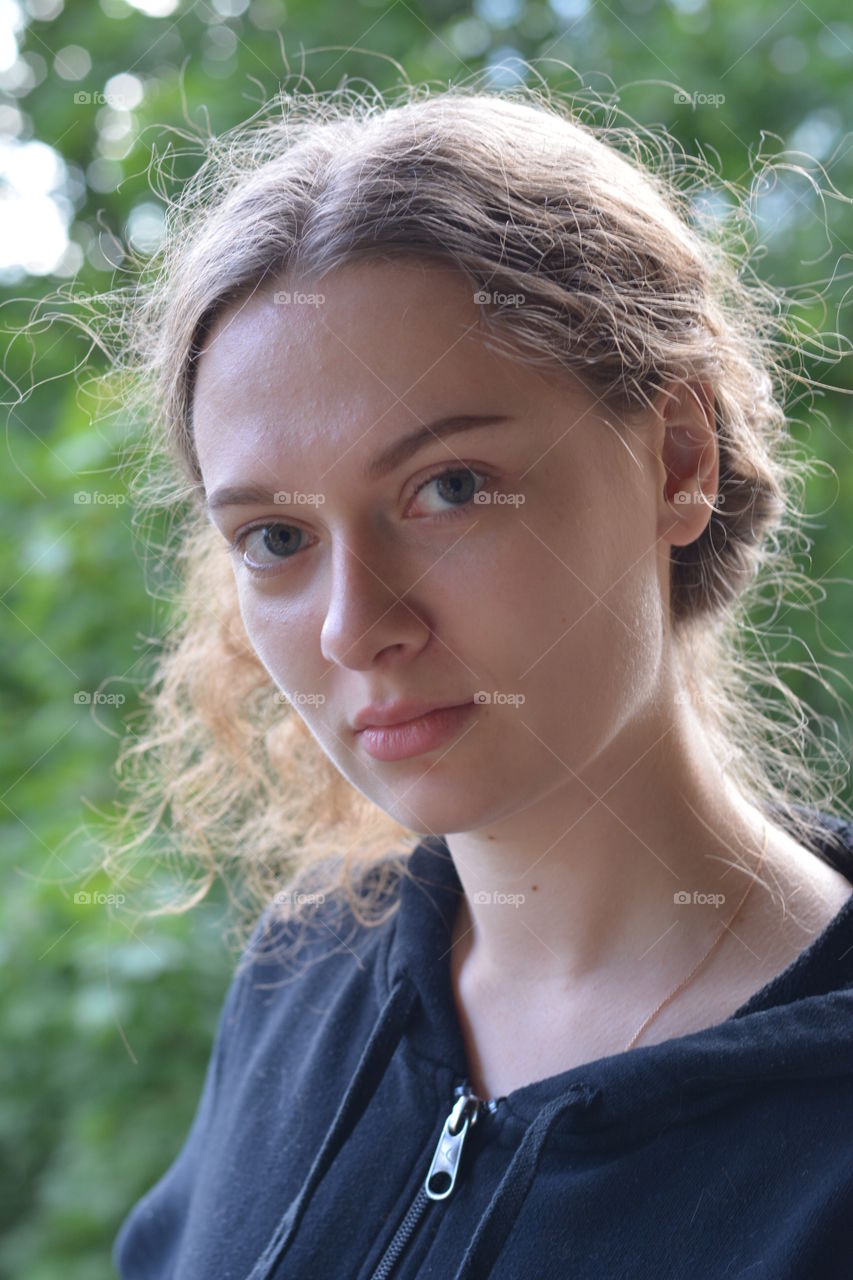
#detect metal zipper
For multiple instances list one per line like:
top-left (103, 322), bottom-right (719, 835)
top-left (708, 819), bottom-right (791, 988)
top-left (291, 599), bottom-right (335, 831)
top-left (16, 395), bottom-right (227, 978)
top-left (367, 1082), bottom-right (501, 1280)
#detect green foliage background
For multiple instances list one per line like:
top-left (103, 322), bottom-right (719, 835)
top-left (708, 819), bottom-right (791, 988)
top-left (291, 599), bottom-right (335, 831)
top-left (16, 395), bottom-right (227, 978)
top-left (2, 0), bottom-right (851, 1275)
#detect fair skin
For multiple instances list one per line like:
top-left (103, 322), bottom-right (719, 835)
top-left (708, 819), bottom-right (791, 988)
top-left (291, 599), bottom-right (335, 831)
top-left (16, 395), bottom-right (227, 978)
top-left (193, 257), bottom-right (852, 1099)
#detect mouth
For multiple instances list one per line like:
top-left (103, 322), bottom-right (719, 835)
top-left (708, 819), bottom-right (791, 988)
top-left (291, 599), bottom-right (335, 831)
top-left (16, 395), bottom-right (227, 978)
top-left (354, 701), bottom-right (480, 762)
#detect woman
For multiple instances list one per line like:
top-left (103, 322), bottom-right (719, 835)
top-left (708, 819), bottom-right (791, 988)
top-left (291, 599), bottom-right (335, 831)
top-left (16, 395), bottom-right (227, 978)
top-left (103, 82), bottom-right (853, 1278)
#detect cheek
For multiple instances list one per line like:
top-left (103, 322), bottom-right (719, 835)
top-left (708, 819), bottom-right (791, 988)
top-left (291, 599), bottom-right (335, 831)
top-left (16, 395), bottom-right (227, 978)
top-left (421, 501), bottom-right (658, 647)
top-left (448, 503), bottom-right (619, 639)
top-left (468, 500), bottom-right (664, 713)
top-left (233, 576), bottom-right (320, 692)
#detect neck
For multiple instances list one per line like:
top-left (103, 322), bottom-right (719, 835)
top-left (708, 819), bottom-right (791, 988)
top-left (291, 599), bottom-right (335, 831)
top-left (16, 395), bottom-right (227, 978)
top-left (445, 696), bottom-right (770, 991)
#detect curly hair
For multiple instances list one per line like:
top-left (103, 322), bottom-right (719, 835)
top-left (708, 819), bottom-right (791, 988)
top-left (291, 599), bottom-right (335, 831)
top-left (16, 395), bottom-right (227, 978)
top-left (47, 69), bottom-right (852, 962)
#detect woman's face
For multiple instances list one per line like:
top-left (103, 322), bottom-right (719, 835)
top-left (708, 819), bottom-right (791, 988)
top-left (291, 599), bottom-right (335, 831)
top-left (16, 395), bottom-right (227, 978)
top-left (192, 257), bottom-right (671, 836)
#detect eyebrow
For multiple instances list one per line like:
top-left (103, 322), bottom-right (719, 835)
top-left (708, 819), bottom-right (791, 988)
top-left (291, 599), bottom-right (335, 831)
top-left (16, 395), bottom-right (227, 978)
top-left (203, 413), bottom-right (515, 513)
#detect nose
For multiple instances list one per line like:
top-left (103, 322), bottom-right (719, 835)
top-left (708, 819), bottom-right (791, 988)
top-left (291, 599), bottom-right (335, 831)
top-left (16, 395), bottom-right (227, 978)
top-left (319, 534), bottom-right (431, 669)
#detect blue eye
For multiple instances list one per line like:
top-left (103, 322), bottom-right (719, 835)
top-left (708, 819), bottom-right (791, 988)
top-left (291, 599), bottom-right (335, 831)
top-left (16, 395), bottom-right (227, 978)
top-left (230, 522), bottom-right (311, 569)
top-left (410, 465), bottom-right (490, 518)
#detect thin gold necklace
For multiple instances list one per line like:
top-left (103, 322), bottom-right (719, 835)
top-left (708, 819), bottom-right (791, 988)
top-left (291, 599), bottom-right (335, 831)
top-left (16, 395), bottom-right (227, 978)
top-left (625, 823), bottom-right (769, 1051)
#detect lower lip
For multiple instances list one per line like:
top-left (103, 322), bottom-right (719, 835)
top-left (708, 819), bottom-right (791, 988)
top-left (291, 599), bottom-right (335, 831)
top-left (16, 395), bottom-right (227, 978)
top-left (356, 702), bottom-right (479, 761)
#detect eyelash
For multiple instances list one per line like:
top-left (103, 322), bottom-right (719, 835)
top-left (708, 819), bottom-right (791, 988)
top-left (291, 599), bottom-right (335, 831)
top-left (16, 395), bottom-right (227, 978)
top-left (229, 463), bottom-right (492, 572)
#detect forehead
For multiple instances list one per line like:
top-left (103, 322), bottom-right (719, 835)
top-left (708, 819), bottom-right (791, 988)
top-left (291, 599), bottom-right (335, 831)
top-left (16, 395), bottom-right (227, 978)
top-left (199, 258), bottom-right (499, 392)
top-left (194, 261), bottom-right (525, 454)
top-left (190, 257), bottom-right (600, 488)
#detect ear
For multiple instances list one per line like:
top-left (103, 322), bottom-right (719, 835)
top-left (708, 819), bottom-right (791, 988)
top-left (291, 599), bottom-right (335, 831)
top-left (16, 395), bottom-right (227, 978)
top-left (653, 378), bottom-right (719, 549)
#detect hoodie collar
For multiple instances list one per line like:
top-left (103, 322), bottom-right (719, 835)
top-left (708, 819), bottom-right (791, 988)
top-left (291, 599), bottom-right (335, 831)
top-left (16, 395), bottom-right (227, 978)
top-left (382, 809), bottom-right (853, 1133)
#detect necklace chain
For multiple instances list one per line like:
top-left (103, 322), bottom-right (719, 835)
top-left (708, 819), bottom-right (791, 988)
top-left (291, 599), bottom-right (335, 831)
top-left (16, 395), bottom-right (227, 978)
top-left (624, 823), bottom-right (769, 1051)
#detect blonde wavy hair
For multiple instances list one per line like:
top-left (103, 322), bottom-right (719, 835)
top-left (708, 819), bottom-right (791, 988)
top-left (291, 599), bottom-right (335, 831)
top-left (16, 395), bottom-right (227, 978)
top-left (52, 69), bottom-right (852, 960)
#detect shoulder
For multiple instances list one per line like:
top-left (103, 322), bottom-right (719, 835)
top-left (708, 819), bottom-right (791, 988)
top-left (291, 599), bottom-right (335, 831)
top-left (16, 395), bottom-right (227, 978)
top-left (203, 853), bottom-right (413, 1095)
top-left (231, 851), bottom-right (411, 996)
top-left (709, 810), bottom-right (853, 1015)
top-left (760, 817), bottom-right (853, 941)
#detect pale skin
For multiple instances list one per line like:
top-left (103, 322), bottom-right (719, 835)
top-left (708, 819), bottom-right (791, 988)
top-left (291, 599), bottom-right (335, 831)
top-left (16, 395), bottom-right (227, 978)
top-left (193, 257), bottom-right (852, 1100)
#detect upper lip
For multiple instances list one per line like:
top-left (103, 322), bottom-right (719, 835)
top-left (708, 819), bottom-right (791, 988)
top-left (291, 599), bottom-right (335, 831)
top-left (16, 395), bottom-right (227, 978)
top-left (352, 696), bottom-right (473, 731)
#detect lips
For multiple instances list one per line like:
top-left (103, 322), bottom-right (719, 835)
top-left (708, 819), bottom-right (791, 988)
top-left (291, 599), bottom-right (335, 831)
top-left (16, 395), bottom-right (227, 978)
top-left (355, 701), bottom-right (480, 761)
top-left (352, 697), bottom-right (474, 732)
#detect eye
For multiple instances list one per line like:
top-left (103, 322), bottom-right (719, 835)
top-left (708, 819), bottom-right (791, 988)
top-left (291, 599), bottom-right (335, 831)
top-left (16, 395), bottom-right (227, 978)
top-left (408, 464), bottom-right (490, 518)
top-left (229, 464), bottom-right (491, 573)
top-left (229, 522), bottom-right (313, 571)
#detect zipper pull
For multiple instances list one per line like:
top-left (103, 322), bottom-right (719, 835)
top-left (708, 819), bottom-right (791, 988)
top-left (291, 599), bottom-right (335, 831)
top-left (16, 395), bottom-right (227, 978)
top-left (424, 1092), bottom-right (481, 1201)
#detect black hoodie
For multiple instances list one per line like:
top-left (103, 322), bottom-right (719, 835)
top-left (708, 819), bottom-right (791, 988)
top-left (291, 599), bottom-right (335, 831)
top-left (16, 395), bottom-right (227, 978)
top-left (112, 807), bottom-right (853, 1279)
